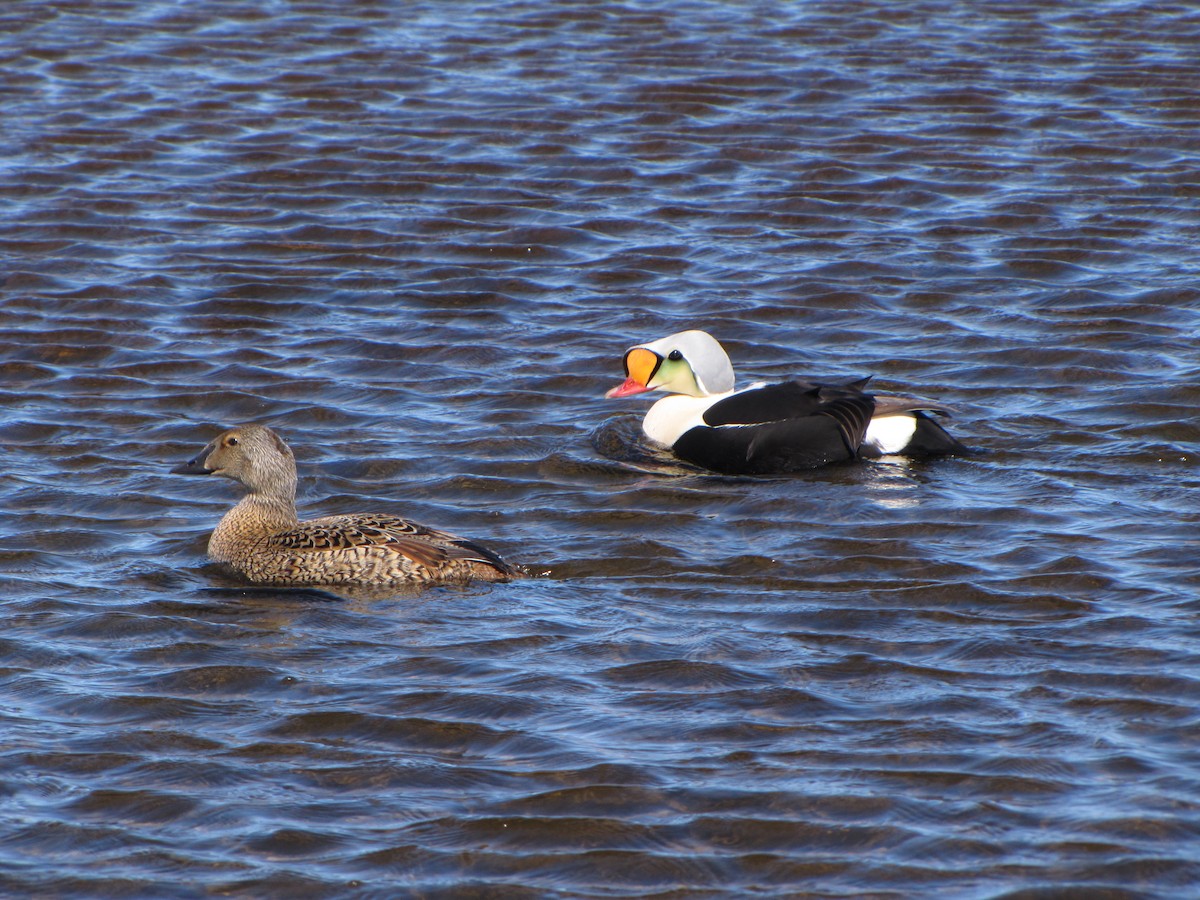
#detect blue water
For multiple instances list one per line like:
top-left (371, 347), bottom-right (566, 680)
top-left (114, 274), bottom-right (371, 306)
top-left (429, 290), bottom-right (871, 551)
top-left (2, 1), bottom-right (1200, 896)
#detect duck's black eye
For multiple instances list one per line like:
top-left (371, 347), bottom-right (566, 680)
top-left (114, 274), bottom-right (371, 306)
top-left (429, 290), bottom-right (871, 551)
top-left (225, 437), bottom-right (239, 447)
top-left (668, 349), bottom-right (683, 361)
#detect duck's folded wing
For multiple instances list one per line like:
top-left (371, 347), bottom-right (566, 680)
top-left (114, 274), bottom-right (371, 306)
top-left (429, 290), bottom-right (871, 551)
top-left (701, 379), bottom-right (873, 425)
top-left (872, 394), bottom-right (955, 418)
top-left (268, 514), bottom-right (510, 572)
top-left (702, 382), bottom-right (821, 426)
top-left (683, 380), bottom-right (875, 471)
top-left (814, 393), bottom-right (875, 453)
top-left (674, 415), bottom-right (855, 473)
top-left (671, 396), bottom-right (875, 474)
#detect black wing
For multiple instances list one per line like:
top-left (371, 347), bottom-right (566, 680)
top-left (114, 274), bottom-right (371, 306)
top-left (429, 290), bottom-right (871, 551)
top-left (676, 379), bottom-right (877, 475)
top-left (701, 381), bottom-right (860, 427)
top-left (673, 416), bottom-right (852, 474)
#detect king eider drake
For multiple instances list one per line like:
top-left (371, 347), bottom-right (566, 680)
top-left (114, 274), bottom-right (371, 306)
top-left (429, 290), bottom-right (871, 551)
top-left (605, 330), bottom-right (967, 475)
top-left (172, 424), bottom-right (519, 587)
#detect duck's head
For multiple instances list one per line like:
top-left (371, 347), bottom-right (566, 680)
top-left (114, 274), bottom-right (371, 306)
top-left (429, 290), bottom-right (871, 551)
top-left (605, 330), bottom-right (735, 399)
top-left (171, 423), bottom-right (297, 498)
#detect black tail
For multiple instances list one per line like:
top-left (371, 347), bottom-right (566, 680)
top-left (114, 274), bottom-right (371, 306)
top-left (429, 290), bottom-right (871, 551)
top-left (906, 413), bottom-right (970, 456)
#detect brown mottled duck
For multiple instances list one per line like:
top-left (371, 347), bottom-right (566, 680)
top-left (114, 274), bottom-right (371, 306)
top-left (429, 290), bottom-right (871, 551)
top-left (171, 424), bottom-right (519, 587)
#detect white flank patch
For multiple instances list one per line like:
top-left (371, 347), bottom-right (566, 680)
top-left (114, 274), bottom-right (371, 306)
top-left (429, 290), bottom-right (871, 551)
top-left (863, 415), bottom-right (918, 454)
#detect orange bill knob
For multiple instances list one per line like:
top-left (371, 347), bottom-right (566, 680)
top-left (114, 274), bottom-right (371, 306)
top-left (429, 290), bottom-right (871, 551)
top-left (605, 347), bottom-right (661, 398)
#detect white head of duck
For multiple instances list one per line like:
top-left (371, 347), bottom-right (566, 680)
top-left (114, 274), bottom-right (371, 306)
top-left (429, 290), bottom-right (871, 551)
top-left (606, 329), bottom-right (735, 399)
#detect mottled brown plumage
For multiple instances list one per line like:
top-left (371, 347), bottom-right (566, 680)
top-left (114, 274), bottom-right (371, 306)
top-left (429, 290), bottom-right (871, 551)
top-left (171, 424), bottom-right (519, 587)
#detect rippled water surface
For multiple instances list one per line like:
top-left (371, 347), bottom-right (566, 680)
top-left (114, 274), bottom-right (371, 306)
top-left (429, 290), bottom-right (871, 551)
top-left (4, 1), bottom-right (1200, 896)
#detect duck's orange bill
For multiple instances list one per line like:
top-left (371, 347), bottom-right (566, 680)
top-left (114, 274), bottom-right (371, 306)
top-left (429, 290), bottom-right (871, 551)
top-left (605, 347), bottom-right (659, 398)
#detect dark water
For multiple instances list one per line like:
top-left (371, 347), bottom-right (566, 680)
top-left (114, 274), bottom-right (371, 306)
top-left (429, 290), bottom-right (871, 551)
top-left (3, 0), bottom-right (1200, 896)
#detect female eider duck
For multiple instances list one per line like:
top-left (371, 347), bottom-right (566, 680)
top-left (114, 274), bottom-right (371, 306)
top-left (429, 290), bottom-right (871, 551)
top-left (172, 424), bottom-right (519, 587)
top-left (605, 330), bottom-right (966, 475)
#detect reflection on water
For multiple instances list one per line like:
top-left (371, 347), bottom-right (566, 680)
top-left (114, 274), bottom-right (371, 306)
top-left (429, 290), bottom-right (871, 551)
top-left (3, 0), bottom-right (1200, 896)
top-left (861, 460), bottom-right (925, 510)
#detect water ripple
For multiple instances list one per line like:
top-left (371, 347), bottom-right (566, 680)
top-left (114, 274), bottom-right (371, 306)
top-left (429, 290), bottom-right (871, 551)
top-left (3, 0), bottom-right (1200, 896)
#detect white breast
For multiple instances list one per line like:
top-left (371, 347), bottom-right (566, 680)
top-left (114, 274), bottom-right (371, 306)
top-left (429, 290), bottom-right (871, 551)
top-left (642, 393), bottom-right (730, 446)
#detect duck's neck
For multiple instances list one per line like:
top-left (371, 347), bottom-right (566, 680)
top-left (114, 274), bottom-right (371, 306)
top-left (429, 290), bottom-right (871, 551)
top-left (208, 493), bottom-right (299, 562)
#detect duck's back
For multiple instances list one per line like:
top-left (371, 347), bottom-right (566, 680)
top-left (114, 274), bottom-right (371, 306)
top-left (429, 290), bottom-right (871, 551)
top-left (218, 511), bottom-right (518, 586)
top-left (668, 380), bottom-right (877, 474)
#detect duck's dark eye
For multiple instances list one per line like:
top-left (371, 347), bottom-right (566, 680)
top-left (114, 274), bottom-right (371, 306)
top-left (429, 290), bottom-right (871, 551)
top-left (225, 437), bottom-right (239, 447)
top-left (668, 349), bottom-right (683, 361)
